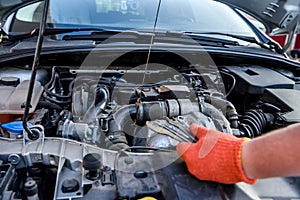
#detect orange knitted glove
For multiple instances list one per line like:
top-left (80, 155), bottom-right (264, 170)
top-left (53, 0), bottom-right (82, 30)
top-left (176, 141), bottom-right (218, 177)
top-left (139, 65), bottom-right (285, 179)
top-left (176, 124), bottom-right (257, 184)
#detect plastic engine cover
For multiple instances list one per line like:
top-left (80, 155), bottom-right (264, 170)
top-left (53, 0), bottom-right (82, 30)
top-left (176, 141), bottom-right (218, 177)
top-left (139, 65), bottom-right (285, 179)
top-left (262, 88), bottom-right (300, 123)
top-left (225, 66), bottom-right (294, 94)
top-left (0, 80), bottom-right (43, 114)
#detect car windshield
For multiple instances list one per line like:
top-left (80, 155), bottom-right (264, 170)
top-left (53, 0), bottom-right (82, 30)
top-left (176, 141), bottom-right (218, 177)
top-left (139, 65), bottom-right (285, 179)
top-left (11, 0), bottom-right (257, 38)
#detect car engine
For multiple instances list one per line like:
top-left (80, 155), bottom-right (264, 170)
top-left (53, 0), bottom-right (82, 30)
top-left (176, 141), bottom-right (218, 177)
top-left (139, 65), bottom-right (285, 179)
top-left (0, 50), bottom-right (299, 199)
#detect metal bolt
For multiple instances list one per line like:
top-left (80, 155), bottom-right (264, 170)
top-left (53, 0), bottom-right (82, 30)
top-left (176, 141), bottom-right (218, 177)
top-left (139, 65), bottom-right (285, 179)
top-left (8, 154), bottom-right (21, 165)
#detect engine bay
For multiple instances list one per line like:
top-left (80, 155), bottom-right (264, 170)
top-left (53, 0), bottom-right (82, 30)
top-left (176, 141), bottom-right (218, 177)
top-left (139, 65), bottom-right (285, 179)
top-left (0, 50), bottom-right (300, 199)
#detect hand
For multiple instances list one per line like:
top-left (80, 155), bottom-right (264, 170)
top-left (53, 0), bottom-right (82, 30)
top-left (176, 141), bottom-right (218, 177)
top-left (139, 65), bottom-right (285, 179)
top-left (176, 124), bottom-right (257, 184)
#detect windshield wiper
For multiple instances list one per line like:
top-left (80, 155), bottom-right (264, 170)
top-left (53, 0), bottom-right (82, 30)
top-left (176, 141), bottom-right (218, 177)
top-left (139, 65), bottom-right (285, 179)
top-left (177, 32), bottom-right (240, 47)
top-left (3, 28), bottom-right (241, 47)
top-left (62, 30), bottom-right (240, 47)
top-left (183, 32), bottom-right (275, 51)
top-left (62, 30), bottom-right (153, 41)
top-left (2, 27), bottom-right (122, 42)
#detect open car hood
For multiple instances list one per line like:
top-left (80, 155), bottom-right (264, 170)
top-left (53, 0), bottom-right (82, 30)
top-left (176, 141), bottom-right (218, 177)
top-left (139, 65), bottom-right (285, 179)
top-left (216, 0), bottom-right (300, 35)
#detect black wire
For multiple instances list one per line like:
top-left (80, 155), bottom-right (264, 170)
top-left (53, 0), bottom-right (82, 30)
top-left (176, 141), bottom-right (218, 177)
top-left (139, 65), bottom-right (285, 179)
top-left (44, 88), bottom-right (72, 99)
top-left (38, 101), bottom-right (63, 110)
top-left (43, 93), bottom-right (72, 104)
top-left (48, 73), bottom-right (60, 91)
top-left (220, 71), bottom-right (236, 98)
top-left (45, 66), bottom-right (57, 89)
top-left (44, 67), bottom-right (74, 101)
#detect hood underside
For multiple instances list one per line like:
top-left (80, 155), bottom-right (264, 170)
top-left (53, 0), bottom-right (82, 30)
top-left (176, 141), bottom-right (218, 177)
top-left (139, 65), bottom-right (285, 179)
top-left (216, 0), bottom-right (300, 35)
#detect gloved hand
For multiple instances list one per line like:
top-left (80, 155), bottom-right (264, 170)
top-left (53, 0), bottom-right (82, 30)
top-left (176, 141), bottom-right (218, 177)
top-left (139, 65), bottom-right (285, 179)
top-left (176, 124), bottom-right (257, 184)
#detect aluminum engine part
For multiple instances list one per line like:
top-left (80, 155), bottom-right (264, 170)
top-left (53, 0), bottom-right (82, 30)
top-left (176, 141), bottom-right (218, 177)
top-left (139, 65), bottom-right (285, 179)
top-left (57, 119), bottom-right (101, 145)
top-left (144, 111), bottom-right (217, 149)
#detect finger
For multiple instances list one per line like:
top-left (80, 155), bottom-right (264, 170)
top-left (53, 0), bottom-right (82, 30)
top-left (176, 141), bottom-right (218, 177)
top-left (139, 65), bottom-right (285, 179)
top-left (199, 129), bottom-right (221, 158)
top-left (176, 142), bottom-right (191, 157)
top-left (189, 123), bottom-right (209, 139)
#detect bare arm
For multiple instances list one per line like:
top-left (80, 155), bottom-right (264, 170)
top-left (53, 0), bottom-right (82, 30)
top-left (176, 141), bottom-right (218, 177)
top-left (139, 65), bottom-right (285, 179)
top-left (242, 123), bottom-right (300, 179)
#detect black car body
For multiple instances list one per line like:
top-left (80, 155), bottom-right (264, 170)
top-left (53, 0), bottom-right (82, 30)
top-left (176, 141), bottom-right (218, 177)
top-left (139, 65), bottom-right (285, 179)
top-left (0, 0), bottom-right (299, 199)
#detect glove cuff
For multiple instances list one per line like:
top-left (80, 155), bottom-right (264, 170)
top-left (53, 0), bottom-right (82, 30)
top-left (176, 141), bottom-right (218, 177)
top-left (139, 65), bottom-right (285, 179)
top-left (237, 138), bottom-right (257, 184)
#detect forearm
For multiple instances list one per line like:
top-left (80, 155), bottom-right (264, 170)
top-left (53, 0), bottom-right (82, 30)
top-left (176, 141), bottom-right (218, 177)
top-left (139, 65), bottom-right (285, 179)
top-left (242, 123), bottom-right (300, 179)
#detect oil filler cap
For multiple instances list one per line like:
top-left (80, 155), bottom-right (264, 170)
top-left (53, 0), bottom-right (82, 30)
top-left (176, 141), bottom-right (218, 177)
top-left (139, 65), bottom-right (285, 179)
top-left (0, 77), bottom-right (20, 87)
